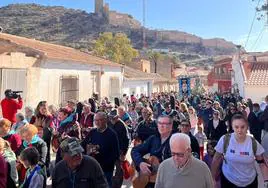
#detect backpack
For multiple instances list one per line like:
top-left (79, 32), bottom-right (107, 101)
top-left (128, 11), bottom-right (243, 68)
top-left (223, 133), bottom-right (257, 156)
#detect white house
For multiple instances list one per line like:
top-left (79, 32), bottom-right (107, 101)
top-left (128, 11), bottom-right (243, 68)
top-left (231, 53), bottom-right (268, 103)
top-left (123, 66), bottom-right (154, 97)
top-left (0, 33), bottom-right (123, 108)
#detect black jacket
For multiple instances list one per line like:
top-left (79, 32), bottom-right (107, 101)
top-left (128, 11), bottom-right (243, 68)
top-left (207, 119), bottom-right (227, 141)
top-left (81, 128), bottom-right (119, 172)
top-left (188, 132), bottom-right (200, 159)
top-left (260, 106), bottom-right (268, 131)
top-left (248, 111), bottom-right (263, 143)
top-left (135, 119), bottom-right (157, 142)
top-left (52, 155), bottom-right (108, 188)
top-left (108, 119), bottom-right (130, 155)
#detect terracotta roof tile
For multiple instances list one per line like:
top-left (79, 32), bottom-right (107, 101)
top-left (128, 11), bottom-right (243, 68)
top-left (247, 62), bottom-right (268, 86)
top-left (0, 33), bottom-right (121, 67)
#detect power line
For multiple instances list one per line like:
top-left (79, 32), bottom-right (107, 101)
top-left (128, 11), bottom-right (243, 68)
top-left (251, 25), bottom-right (265, 51)
top-left (245, 0), bottom-right (262, 48)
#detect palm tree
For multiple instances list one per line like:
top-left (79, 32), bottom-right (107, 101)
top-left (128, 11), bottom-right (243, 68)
top-left (148, 51), bottom-right (162, 73)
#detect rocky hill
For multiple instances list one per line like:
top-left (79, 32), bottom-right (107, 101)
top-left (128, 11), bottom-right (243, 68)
top-left (0, 4), bottom-right (239, 56)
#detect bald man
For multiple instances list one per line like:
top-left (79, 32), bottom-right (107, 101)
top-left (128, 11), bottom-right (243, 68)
top-left (81, 112), bottom-right (120, 187)
top-left (155, 133), bottom-right (214, 188)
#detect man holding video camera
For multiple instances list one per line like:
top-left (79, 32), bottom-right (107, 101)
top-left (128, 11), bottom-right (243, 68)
top-left (1, 89), bottom-right (23, 123)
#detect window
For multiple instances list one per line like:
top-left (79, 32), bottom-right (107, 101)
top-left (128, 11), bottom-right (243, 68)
top-left (223, 67), bottom-right (227, 74)
top-left (0, 69), bottom-right (27, 100)
top-left (110, 77), bottom-right (120, 98)
top-left (60, 75), bottom-right (79, 106)
top-left (91, 71), bottom-right (100, 96)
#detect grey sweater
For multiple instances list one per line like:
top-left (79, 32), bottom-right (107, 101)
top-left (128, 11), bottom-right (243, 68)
top-left (155, 156), bottom-right (214, 188)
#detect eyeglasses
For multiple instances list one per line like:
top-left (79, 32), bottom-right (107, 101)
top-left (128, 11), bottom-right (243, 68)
top-left (171, 149), bottom-right (189, 158)
top-left (158, 121), bottom-right (171, 126)
top-left (180, 123), bottom-right (190, 127)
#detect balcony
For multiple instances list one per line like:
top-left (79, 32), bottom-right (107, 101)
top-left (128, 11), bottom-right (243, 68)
top-left (214, 73), bottom-right (231, 81)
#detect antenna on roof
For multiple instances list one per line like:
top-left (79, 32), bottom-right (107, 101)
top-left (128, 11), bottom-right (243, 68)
top-left (0, 27), bottom-right (3, 33)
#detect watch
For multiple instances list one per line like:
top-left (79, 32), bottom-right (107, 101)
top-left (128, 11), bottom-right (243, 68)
top-left (264, 180), bottom-right (268, 188)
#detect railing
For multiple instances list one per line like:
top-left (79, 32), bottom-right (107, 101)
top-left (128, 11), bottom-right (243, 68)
top-left (214, 74), bottom-right (231, 80)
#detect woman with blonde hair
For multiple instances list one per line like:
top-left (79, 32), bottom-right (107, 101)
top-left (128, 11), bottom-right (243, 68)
top-left (0, 118), bottom-right (22, 153)
top-left (17, 124), bottom-right (47, 183)
top-left (48, 104), bottom-right (59, 129)
top-left (0, 137), bottom-right (18, 187)
top-left (180, 102), bottom-right (190, 121)
top-left (188, 106), bottom-right (198, 135)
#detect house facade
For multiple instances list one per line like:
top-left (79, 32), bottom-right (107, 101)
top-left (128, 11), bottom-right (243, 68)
top-left (123, 66), bottom-right (153, 97)
top-left (0, 33), bottom-right (123, 108)
top-left (231, 53), bottom-right (268, 102)
top-left (207, 57), bottom-right (232, 93)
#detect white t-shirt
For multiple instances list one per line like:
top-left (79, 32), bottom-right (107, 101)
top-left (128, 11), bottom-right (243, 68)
top-left (215, 133), bottom-right (264, 187)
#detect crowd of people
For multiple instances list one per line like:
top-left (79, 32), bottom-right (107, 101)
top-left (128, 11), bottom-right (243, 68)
top-left (0, 89), bottom-right (268, 188)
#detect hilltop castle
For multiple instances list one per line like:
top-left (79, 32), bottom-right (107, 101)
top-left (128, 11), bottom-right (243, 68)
top-left (95, 0), bottom-right (109, 19)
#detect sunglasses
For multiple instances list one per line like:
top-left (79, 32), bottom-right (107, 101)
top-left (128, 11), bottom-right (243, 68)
top-left (180, 123), bottom-right (190, 127)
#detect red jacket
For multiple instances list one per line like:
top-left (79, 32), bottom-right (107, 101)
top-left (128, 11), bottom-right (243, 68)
top-left (80, 113), bottom-right (94, 128)
top-left (3, 133), bottom-right (22, 154)
top-left (1, 98), bottom-right (23, 123)
top-left (0, 154), bottom-right (7, 188)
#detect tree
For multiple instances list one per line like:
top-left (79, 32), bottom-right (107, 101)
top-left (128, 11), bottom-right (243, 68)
top-left (93, 32), bottom-right (139, 64)
top-left (170, 55), bottom-right (180, 64)
top-left (147, 51), bottom-right (162, 73)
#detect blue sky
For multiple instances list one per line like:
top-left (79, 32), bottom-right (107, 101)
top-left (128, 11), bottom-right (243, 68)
top-left (1, 0), bottom-right (268, 52)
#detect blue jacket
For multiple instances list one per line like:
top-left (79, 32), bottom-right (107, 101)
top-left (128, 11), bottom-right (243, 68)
top-left (131, 133), bottom-right (171, 171)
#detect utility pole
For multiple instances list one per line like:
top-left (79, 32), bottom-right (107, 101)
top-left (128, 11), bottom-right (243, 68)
top-left (266, 0), bottom-right (268, 26)
top-left (142, 0), bottom-right (146, 49)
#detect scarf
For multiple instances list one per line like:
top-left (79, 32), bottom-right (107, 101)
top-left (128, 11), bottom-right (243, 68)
top-left (59, 113), bottom-right (75, 127)
top-left (23, 135), bottom-right (40, 148)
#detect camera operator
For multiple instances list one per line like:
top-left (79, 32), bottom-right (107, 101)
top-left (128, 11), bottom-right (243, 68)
top-left (1, 89), bottom-right (23, 123)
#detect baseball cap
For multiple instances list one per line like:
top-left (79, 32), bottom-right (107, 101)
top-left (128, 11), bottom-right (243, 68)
top-left (60, 137), bottom-right (84, 157)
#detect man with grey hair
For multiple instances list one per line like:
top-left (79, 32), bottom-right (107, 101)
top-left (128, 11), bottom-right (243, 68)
top-left (81, 112), bottom-right (120, 187)
top-left (131, 115), bottom-right (173, 188)
top-left (155, 133), bottom-right (214, 188)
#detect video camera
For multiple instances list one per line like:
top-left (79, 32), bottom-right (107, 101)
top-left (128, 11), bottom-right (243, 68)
top-left (5, 89), bottom-right (23, 99)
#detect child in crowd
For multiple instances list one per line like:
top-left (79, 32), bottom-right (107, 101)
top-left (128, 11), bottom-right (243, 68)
top-left (19, 147), bottom-right (45, 188)
top-left (194, 126), bottom-right (207, 160)
top-left (203, 141), bottom-right (220, 188)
